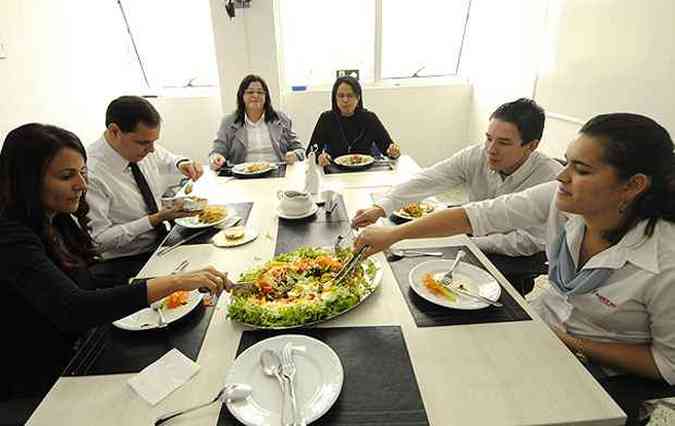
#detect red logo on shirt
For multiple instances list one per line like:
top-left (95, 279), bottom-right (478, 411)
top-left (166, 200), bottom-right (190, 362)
top-left (593, 292), bottom-right (617, 308)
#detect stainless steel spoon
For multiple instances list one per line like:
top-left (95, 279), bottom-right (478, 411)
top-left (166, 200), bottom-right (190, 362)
top-left (154, 383), bottom-right (252, 425)
top-left (261, 349), bottom-right (293, 426)
top-left (150, 302), bottom-right (167, 328)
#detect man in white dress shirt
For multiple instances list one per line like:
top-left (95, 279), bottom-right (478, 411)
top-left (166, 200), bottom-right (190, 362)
top-left (86, 96), bottom-right (204, 282)
top-left (352, 98), bottom-right (562, 294)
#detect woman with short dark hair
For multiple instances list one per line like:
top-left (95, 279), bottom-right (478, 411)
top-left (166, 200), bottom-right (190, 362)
top-left (0, 123), bottom-right (227, 402)
top-left (356, 113), bottom-right (675, 383)
top-left (308, 76), bottom-right (401, 167)
top-left (209, 74), bottom-right (304, 168)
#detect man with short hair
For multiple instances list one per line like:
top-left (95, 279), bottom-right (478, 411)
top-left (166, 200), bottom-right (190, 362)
top-left (86, 96), bottom-right (204, 281)
top-left (352, 98), bottom-right (562, 294)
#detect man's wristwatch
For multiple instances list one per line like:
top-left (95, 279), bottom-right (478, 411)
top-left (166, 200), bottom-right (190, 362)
top-left (176, 158), bottom-right (192, 169)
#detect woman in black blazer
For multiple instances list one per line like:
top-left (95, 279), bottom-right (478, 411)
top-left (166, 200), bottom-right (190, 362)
top-left (0, 124), bottom-right (227, 406)
top-left (307, 76), bottom-right (401, 166)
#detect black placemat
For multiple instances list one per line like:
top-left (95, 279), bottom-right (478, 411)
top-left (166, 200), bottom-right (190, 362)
top-left (162, 202), bottom-right (254, 247)
top-left (274, 221), bottom-right (350, 256)
top-left (217, 326), bottom-right (429, 425)
top-left (218, 164), bottom-right (287, 178)
top-left (323, 161), bottom-right (393, 175)
top-left (63, 303), bottom-right (215, 376)
top-left (388, 246), bottom-right (532, 327)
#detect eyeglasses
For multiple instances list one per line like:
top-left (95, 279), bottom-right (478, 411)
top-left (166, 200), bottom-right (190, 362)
top-left (244, 90), bottom-right (266, 96)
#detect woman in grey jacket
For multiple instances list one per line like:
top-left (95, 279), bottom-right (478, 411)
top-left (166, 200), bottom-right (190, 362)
top-left (209, 74), bottom-right (304, 169)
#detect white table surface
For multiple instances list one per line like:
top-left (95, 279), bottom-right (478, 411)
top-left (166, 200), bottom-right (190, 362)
top-left (28, 157), bottom-right (625, 425)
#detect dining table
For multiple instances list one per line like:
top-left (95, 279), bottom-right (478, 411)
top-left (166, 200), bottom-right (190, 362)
top-left (27, 155), bottom-right (626, 425)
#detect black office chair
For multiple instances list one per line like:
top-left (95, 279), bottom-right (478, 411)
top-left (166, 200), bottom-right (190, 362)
top-left (0, 396), bottom-right (42, 425)
top-left (485, 251), bottom-right (549, 296)
top-left (593, 372), bottom-right (675, 425)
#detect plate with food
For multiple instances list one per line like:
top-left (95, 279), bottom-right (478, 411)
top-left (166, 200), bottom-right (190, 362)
top-left (408, 259), bottom-right (500, 309)
top-left (113, 290), bottom-right (204, 331)
top-left (175, 205), bottom-right (229, 228)
top-left (392, 202), bottom-right (435, 221)
top-left (160, 195), bottom-right (207, 212)
top-left (225, 334), bottom-right (343, 426)
top-left (333, 154), bottom-right (374, 170)
top-left (231, 161), bottom-right (275, 177)
top-left (212, 226), bottom-right (258, 247)
top-left (226, 246), bottom-right (382, 329)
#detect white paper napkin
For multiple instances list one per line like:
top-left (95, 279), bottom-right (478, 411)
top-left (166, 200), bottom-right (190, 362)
top-left (128, 349), bottom-right (200, 406)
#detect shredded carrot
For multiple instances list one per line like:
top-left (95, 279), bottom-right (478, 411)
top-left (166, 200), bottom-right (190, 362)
top-left (165, 291), bottom-right (190, 309)
top-left (422, 273), bottom-right (456, 302)
top-left (315, 255), bottom-right (343, 271)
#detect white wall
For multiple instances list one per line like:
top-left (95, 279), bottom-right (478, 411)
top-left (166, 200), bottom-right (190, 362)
top-left (0, 0), bottom-right (222, 163)
top-left (209, 0), bottom-right (282, 113)
top-left (536, 0), bottom-right (675, 132)
top-left (462, 0), bottom-right (675, 161)
top-left (460, 0), bottom-right (550, 150)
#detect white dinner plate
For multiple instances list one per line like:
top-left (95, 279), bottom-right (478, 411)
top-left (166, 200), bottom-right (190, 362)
top-left (225, 335), bottom-right (343, 425)
top-left (408, 259), bottom-right (500, 310)
top-left (276, 203), bottom-right (319, 220)
top-left (212, 226), bottom-right (258, 247)
top-left (175, 207), bottom-right (230, 229)
top-left (333, 154), bottom-right (374, 169)
top-left (232, 162), bottom-right (275, 176)
top-left (391, 202), bottom-right (435, 221)
top-left (113, 290), bottom-right (204, 331)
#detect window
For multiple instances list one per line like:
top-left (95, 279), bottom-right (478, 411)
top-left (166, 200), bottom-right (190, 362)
top-left (381, 0), bottom-right (470, 79)
top-left (278, 0), bottom-right (471, 88)
top-left (117, 0), bottom-right (219, 89)
top-left (279, 0), bottom-right (375, 86)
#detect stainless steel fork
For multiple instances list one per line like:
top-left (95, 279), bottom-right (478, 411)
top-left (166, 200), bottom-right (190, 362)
top-left (280, 343), bottom-right (305, 426)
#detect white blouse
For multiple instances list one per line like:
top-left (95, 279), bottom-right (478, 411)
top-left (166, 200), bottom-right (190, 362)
top-left (245, 113), bottom-right (276, 163)
top-left (464, 180), bottom-right (675, 384)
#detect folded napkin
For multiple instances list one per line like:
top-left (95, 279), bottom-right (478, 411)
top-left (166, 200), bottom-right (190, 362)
top-left (128, 349), bottom-right (200, 406)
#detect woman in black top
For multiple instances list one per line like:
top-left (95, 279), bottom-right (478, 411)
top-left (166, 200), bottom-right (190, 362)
top-left (0, 124), bottom-right (227, 403)
top-left (307, 76), bottom-right (401, 167)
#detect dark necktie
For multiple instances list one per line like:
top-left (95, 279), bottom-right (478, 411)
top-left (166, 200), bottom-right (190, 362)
top-left (129, 162), bottom-right (167, 238)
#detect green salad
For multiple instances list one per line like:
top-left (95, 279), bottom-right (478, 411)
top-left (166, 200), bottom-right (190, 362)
top-left (227, 246), bottom-right (379, 328)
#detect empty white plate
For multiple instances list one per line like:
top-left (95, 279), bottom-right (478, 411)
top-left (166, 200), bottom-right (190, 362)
top-left (225, 334), bottom-right (343, 425)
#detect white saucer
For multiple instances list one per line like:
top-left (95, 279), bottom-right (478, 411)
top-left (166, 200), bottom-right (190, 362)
top-left (276, 203), bottom-right (319, 219)
top-left (212, 227), bottom-right (258, 247)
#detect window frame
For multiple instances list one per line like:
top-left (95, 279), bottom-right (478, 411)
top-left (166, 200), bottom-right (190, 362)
top-left (279, 0), bottom-right (472, 90)
top-left (115, 0), bottom-right (220, 93)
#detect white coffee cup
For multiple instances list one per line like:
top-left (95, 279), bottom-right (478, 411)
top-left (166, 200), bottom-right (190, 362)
top-left (277, 190), bottom-right (314, 216)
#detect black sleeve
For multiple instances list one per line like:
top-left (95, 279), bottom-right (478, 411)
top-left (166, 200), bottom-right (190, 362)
top-left (2, 231), bottom-right (148, 333)
top-left (368, 112), bottom-right (394, 156)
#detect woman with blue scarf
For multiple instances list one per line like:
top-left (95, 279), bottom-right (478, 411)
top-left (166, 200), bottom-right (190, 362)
top-left (355, 113), bottom-right (675, 384)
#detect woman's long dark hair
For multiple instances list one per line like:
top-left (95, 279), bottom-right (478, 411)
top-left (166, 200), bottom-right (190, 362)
top-left (234, 74), bottom-right (279, 124)
top-left (330, 76), bottom-right (364, 116)
top-left (0, 123), bottom-right (97, 269)
top-left (580, 113), bottom-right (675, 242)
